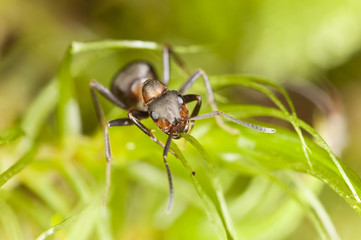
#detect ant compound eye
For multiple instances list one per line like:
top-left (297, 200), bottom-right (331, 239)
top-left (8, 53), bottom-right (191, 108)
top-left (178, 96), bottom-right (184, 105)
top-left (151, 111), bottom-right (159, 120)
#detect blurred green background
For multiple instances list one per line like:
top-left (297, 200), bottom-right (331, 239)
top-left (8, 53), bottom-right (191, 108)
top-left (1, 0), bottom-right (361, 239)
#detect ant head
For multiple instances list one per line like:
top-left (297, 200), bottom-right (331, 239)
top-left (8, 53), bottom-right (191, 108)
top-left (142, 79), bottom-right (167, 104)
top-left (147, 90), bottom-right (189, 135)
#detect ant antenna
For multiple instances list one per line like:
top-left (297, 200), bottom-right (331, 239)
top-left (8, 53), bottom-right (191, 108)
top-left (188, 111), bottom-right (276, 133)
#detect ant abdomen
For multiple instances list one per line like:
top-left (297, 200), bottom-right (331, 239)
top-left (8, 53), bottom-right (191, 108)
top-left (110, 61), bottom-right (158, 110)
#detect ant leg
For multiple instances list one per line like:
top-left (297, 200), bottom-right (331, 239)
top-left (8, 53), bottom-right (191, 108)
top-left (103, 117), bottom-right (142, 206)
top-left (128, 109), bottom-right (178, 212)
top-left (104, 111), bottom-right (174, 206)
top-left (183, 94), bottom-right (202, 117)
top-left (90, 80), bottom-right (128, 126)
top-left (127, 109), bottom-right (178, 156)
top-left (128, 110), bottom-right (167, 148)
top-left (179, 69), bottom-right (240, 135)
top-left (188, 111), bottom-right (276, 133)
top-left (162, 45), bottom-right (170, 85)
top-left (128, 110), bottom-right (178, 156)
top-left (163, 133), bottom-right (174, 213)
top-left (162, 44), bottom-right (190, 85)
top-left (183, 94), bottom-right (202, 131)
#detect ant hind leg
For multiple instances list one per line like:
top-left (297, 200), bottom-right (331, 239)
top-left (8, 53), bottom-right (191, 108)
top-left (90, 80), bottom-right (128, 126)
top-left (162, 45), bottom-right (191, 86)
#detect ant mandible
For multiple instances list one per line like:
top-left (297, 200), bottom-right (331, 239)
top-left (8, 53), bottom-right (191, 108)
top-left (90, 45), bottom-right (275, 212)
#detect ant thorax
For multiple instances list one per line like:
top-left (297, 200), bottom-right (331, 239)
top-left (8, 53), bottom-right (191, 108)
top-left (111, 61), bottom-right (157, 111)
top-left (147, 90), bottom-right (189, 134)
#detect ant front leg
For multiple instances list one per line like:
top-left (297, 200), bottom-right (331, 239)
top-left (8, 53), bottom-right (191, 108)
top-left (126, 109), bottom-right (178, 157)
top-left (163, 132), bottom-right (175, 213)
top-left (128, 110), bottom-right (167, 148)
top-left (179, 70), bottom-right (240, 135)
top-left (183, 94), bottom-right (202, 131)
top-left (128, 109), bottom-right (177, 212)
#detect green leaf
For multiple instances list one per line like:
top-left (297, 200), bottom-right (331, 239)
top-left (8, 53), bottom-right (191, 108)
top-left (36, 215), bottom-right (75, 240)
top-left (170, 142), bottom-right (228, 239)
top-left (0, 127), bottom-right (24, 145)
top-left (0, 148), bottom-right (36, 187)
top-left (182, 133), bottom-right (237, 240)
top-left (26, 40), bottom-right (360, 239)
top-left (208, 75), bottom-right (361, 215)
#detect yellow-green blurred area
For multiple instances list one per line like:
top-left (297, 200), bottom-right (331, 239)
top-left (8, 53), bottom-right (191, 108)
top-left (2, 0), bottom-right (361, 239)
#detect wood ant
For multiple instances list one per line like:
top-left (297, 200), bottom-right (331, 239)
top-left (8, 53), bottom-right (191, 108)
top-left (90, 45), bottom-right (275, 212)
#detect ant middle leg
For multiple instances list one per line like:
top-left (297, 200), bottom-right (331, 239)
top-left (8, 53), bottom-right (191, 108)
top-left (179, 69), bottom-right (240, 135)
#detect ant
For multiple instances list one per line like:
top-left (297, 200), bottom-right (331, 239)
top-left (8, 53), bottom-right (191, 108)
top-left (90, 45), bottom-right (275, 212)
